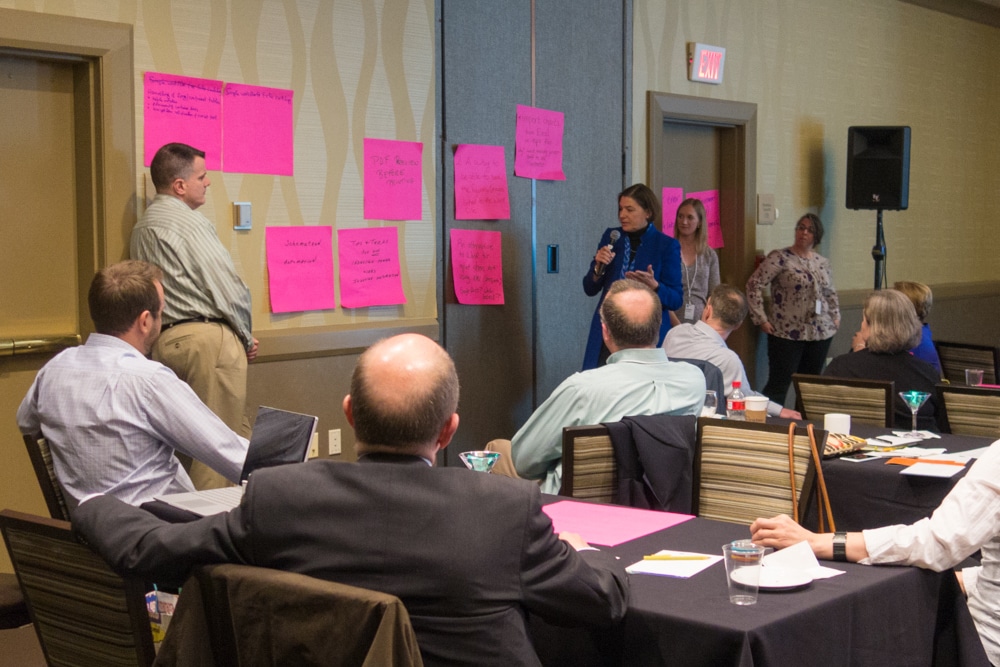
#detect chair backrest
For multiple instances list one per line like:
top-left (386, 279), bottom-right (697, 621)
top-left (156, 563), bottom-right (423, 667)
top-left (934, 340), bottom-right (1000, 385)
top-left (693, 419), bottom-right (826, 526)
top-left (0, 509), bottom-right (155, 667)
top-left (935, 383), bottom-right (1000, 437)
top-left (793, 374), bottom-right (894, 427)
top-left (560, 425), bottom-right (616, 503)
top-left (21, 435), bottom-right (70, 521)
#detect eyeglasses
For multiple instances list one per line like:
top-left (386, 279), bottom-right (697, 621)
top-left (795, 224), bottom-right (815, 234)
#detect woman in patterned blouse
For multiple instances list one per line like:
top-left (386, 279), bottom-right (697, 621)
top-left (746, 213), bottom-right (840, 405)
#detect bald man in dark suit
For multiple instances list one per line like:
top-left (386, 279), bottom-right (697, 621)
top-left (73, 334), bottom-right (628, 666)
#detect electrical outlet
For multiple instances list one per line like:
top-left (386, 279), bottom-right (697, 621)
top-left (308, 432), bottom-right (319, 459)
top-left (328, 429), bottom-right (341, 456)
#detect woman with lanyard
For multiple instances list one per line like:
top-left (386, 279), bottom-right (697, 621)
top-left (582, 183), bottom-right (683, 370)
top-left (669, 198), bottom-right (720, 326)
top-left (746, 213), bottom-right (840, 405)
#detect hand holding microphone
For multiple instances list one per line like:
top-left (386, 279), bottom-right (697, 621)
top-left (594, 230), bottom-right (620, 277)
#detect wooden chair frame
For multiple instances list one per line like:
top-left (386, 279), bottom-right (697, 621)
top-left (22, 434), bottom-right (71, 520)
top-left (0, 509), bottom-right (155, 667)
top-left (792, 374), bottom-right (894, 427)
top-left (934, 340), bottom-right (1000, 385)
top-left (935, 383), bottom-right (1000, 437)
top-left (693, 419), bottom-right (828, 526)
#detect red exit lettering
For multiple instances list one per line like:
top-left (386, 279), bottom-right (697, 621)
top-left (698, 51), bottom-right (721, 81)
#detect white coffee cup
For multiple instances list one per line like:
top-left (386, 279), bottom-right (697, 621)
top-left (824, 412), bottom-right (851, 434)
top-left (745, 396), bottom-right (769, 423)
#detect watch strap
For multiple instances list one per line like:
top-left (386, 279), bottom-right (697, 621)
top-left (832, 531), bottom-right (848, 562)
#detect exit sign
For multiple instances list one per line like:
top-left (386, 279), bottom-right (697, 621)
top-left (687, 43), bottom-right (726, 84)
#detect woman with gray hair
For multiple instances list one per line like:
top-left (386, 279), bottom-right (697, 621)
top-left (824, 289), bottom-right (940, 430)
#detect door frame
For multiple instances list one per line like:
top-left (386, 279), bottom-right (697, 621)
top-left (646, 91), bottom-right (758, 379)
top-left (0, 8), bottom-right (135, 339)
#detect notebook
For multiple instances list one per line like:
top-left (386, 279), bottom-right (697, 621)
top-left (156, 406), bottom-right (318, 516)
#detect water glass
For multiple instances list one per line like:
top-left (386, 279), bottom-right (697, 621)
top-left (701, 390), bottom-right (718, 417)
top-left (966, 369), bottom-right (984, 386)
top-left (723, 540), bottom-right (767, 605)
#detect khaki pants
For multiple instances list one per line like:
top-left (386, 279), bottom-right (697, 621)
top-left (154, 321), bottom-right (249, 489)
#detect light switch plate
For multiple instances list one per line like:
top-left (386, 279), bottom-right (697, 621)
top-left (329, 429), bottom-right (341, 456)
top-left (757, 194), bottom-right (776, 225)
top-left (233, 201), bottom-right (252, 230)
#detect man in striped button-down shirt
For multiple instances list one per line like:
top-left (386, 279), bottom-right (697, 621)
top-left (131, 143), bottom-right (258, 490)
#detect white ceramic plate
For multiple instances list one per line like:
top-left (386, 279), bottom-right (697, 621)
top-left (731, 566), bottom-right (813, 591)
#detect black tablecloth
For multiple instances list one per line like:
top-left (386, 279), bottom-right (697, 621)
top-left (532, 512), bottom-right (989, 667)
top-left (803, 426), bottom-right (994, 532)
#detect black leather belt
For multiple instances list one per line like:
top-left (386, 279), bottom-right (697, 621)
top-left (162, 317), bottom-right (227, 331)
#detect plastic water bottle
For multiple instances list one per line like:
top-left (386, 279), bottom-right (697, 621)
top-left (727, 381), bottom-right (746, 421)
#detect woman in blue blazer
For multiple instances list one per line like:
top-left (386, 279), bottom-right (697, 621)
top-left (582, 183), bottom-right (683, 369)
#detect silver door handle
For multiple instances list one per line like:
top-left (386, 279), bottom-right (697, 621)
top-left (0, 335), bottom-right (81, 357)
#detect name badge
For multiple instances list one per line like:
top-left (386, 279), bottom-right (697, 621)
top-left (815, 299), bottom-right (823, 315)
top-left (684, 303), bottom-right (695, 320)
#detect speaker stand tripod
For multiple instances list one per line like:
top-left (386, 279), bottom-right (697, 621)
top-left (871, 208), bottom-right (885, 290)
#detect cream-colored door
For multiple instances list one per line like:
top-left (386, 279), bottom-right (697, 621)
top-left (0, 54), bottom-right (84, 568)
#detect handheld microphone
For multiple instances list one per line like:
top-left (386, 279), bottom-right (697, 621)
top-left (594, 230), bottom-right (620, 277)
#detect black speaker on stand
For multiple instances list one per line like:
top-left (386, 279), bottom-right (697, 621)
top-left (846, 126), bottom-right (911, 290)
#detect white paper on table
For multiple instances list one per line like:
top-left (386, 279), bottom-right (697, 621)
top-left (900, 462), bottom-right (965, 478)
top-left (763, 540), bottom-right (844, 580)
top-left (866, 446), bottom-right (948, 459)
top-left (866, 435), bottom-right (922, 448)
top-left (626, 550), bottom-right (722, 578)
top-left (891, 430), bottom-right (941, 440)
top-left (936, 447), bottom-right (989, 463)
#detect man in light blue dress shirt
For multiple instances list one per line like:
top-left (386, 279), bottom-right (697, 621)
top-left (512, 279), bottom-right (706, 493)
top-left (17, 261), bottom-right (247, 507)
top-left (663, 284), bottom-right (801, 420)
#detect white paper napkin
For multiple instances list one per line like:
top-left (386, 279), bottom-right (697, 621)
top-left (763, 540), bottom-right (844, 580)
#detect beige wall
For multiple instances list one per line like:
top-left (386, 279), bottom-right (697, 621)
top-left (633, 0), bottom-right (1000, 292)
top-left (0, 0), bottom-right (437, 471)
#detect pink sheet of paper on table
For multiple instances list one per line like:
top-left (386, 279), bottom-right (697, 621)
top-left (223, 83), bottom-right (294, 176)
top-left (686, 189), bottom-right (723, 248)
top-left (364, 138), bottom-right (423, 220)
top-left (542, 500), bottom-right (694, 547)
top-left (144, 72), bottom-right (223, 170)
top-left (265, 226), bottom-right (336, 313)
top-left (337, 227), bottom-right (406, 308)
top-left (662, 187), bottom-right (685, 237)
top-left (450, 229), bottom-right (504, 305)
top-left (514, 105), bottom-right (566, 181)
top-left (454, 144), bottom-right (510, 220)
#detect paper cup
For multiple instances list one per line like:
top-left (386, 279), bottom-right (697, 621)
top-left (824, 413), bottom-right (851, 435)
top-left (745, 396), bottom-right (768, 423)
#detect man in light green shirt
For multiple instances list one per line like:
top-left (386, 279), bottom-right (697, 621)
top-left (512, 279), bottom-right (705, 493)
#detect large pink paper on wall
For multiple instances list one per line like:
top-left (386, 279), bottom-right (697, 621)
top-left (450, 229), bottom-right (504, 305)
top-left (364, 138), bottom-right (423, 220)
top-left (687, 189), bottom-right (724, 248)
top-left (454, 144), bottom-right (510, 220)
top-left (337, 227), bottom-right (406, 308)
top-left (662, 187), bottom-right (685, 237)
top-left (265, 226), bottom-right (336, 313)
top-left (542, 500), bottom-right (694, 547)
top-left (144, 72), bottom-right (223, 169)
top-left (514, 105), bottom-right (566, 181)
top-left (223, 84), bottom-right (294, 175)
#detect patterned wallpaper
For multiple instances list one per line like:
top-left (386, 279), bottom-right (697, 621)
top-left (5, 0), bottom-right (997, 299)
top-left (0, 0), bottom-right (437, 333)
top-left (633, 0), bottom-right (1000, 291)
